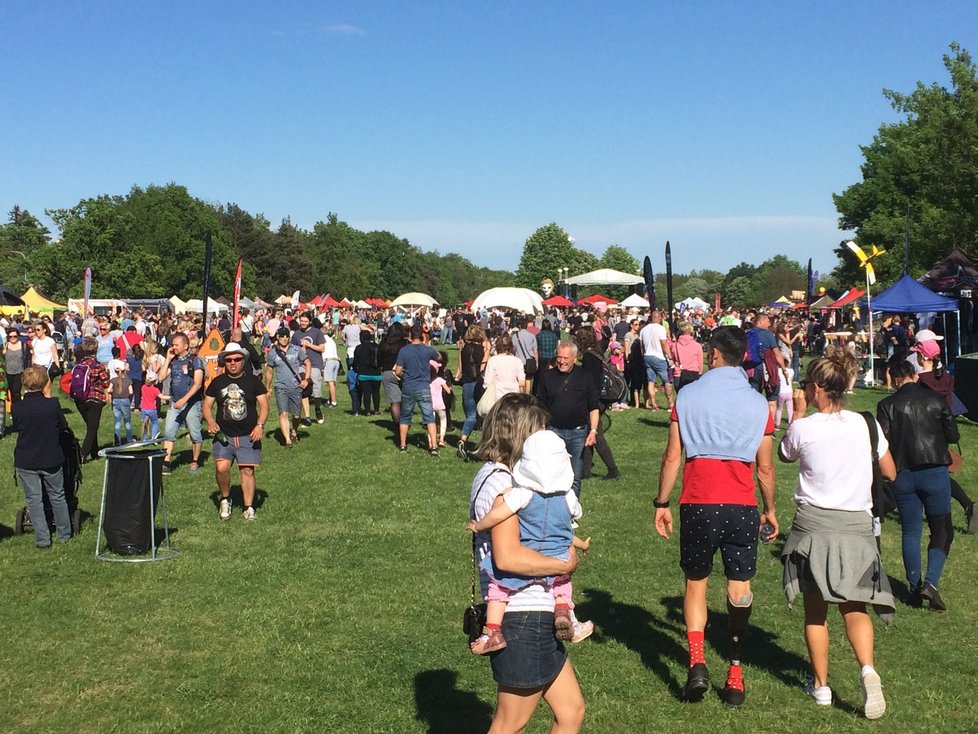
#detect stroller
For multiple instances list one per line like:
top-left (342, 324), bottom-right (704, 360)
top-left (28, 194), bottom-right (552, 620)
top-left (13, 428), bottom-right (84, 537)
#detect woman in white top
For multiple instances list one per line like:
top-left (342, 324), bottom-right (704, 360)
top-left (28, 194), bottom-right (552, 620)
top-left (470, 392), bottom-right (584, 733)
top-left (30, 323), bottom-right (60, 373)
top-left (482, 333), bottom-right (525, 404)
top-left (778, 348), bottom-right (896, 719)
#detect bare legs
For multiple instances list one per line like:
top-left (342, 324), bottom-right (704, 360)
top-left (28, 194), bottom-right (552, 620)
top-left (489, 660), bottom-right (584, 734)
top-left (803, 594), bottom-right (875, 688)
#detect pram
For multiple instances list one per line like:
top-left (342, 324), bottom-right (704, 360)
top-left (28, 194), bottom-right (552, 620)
top-left (13, 428), bottom-right (84, 536)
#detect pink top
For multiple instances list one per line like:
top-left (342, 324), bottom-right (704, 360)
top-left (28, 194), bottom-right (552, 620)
top-left (671, 335), bottom-right (703, 375)
top-left (430, 376), bottom-right (447, 410)
top-left (484, 354), bottom-right (525, 396)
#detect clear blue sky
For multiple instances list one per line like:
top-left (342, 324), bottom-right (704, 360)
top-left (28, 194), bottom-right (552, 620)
top-left (3, 1), bottom-right (977, 278)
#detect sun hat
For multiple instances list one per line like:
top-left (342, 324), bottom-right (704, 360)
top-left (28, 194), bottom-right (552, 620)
top-left (218, 342), bottom-right (249, 363)
top-left (513, 430), bottom-right (574, 496)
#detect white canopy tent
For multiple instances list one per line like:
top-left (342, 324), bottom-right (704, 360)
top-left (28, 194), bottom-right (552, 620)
top-left (676, 297), bottom-right (710, 312)
top-left (470, 287), bottom-right (544, 315)
top-left (182, 298), bottom-right (228, 314)
top-left (390, 292), bottom-right (438, 308)
top-left (169, 295), bottom-right (186, 312)
top-left (619, 293), bottom-right (650, 309)
top-left (565, 268), bottom-right (644, 286)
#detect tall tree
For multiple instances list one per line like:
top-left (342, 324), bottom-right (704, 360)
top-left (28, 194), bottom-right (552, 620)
top-left (833, 43), bottom-right (978, 284)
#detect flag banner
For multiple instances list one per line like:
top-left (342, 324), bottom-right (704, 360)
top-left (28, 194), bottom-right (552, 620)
top-left (232, 259), bottom-right (243, 328)
top-left (202, 231), bottom-right (213, 331)
top-left (665, 241), bottom-right (674, 320)
top-left (83, 267), bottom-right (92, 315)
top-left (643, 256), bottom-right (656, 310)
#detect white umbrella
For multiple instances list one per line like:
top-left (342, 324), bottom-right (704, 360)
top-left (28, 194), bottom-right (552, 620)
top-left (471, 287), bottom-right (544, 315)
top-left (390, 292), bottom-right (438, 308)
top-left (619, 293), bottom-right (650, 309)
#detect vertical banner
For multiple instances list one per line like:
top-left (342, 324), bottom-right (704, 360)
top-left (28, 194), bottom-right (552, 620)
top-left (83, 267), bottom-right (92, 315)
top-left (642, 256), bottom-right (656, 310)
top-left (201, 231), bottom-right (213, 332)
top-left (665, 241), bottom-right (674, 324)
top-left (232, 258), bottom-right (243, 329)
top-left (806, 258), bottom-right (814, 305)
top-left (715, 292), bottom-right (721, 314)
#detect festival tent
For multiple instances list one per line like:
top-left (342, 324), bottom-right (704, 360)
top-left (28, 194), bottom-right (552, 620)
top-left (810, 294), bottom-right (835, 309)
top-left (676, 296), bottom-right (710, 311)
top-left (338, 298), bottom-right (353, 308)
top-left (390, 292), bottom-right (438, 308)
top-left (238, 296), bottom-right (256, 310)
top-left (577, 294), bottom-right (618, 306)
top-left (542, 294), bottom-right (574, 307)
top-left (565, 268), bottom-right (643, 286)
top-left (169, 295), bottom-right (186, 312)
top-left (471, 287), bottom-right (543, 315)
top-left (353, 299), bottom-right (371, 309)
top-left (0, 286), bottom-right (63, 316)
top-left (868, 274), bottom-right (958, 313)
top-left (182, 298), bottom-right (228, 314)
top-left (321, 296), bottom-right (342, 308)
top-left (828, 288), bottom-right (864, 309)
top-left (620, 293), bottom-right (651, 309)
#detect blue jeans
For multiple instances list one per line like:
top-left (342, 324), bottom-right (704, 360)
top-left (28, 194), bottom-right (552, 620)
top-left (549, 425), bottom-right (587, 498)
top-left (461, 381), bottom-right (478, 438)
top-left (113, 398), bottom-right (133, 443)
top-left (18, 466), bottom-right (70, 546)
top-left (892, 466), bottom-right (952, 589)
top-left (163, 400), bottom-right (203, 443)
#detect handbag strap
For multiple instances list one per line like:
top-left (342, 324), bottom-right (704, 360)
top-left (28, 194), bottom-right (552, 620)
top-left (469, 467), bottom-right (512, 605)
top-left (860, 411), bottom-right (880, 462)
top-left (274, 346), bottom-right (303, 384)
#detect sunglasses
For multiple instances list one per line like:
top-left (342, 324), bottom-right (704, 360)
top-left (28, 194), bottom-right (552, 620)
top-left (7, 333), bottom-right (18, 338)
top-left (224, 356), bottom-right (244, 363)
top-left (798, 380), bottom-right (818, 390)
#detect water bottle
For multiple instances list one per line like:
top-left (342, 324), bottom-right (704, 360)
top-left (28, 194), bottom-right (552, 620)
top-left (759, 522), bottom-right (776, 544)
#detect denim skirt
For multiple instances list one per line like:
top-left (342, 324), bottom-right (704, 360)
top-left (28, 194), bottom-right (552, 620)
top-left (490, 611), bottom-right (566, 689)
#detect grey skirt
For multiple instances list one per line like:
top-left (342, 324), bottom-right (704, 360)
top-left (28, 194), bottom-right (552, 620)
top-left (382, 370), bottom-right (402, 403)
top-left (781, 504), bottom-right (895, 624)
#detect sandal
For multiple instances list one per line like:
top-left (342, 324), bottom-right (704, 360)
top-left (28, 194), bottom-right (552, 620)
top-left (470, 627), bottom-right (507, 655)
top-left (554, 604), bottom-right (574, 640)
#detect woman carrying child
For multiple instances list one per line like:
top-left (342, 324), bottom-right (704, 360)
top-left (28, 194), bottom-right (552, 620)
top-left (468, 392), bottom-right (586, 734)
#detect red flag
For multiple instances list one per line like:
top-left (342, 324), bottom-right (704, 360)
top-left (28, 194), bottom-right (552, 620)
top-left (232, 259), bottom-right (243, 328)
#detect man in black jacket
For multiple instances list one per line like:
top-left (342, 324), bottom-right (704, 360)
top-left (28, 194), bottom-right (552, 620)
top-left (537, 341), bottom-right (599, 498)
top-left (877, 359), bottom-right (959, 610)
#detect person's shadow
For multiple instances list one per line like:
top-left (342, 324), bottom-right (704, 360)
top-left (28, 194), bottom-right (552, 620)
top-left (580, 588), bottom-right (688, 699)
top-left (413, 669), bottom-right (492, 734)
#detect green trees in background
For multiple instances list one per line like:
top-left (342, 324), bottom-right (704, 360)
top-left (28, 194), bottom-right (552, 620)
top-left (515, 223), bottom-right (597, 291)
top-left (833, 43), bottom-right (978, 285)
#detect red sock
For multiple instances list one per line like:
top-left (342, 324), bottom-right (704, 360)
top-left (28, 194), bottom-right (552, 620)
top-left (726, 664), bottom-right (744, 690)
top-left (687, 631), bottom-right (705, 666)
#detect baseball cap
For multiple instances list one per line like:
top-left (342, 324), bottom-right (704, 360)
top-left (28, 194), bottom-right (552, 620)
top-left (276, 327), bottom-right (290, 337)
top-left (914, 329), bottom-right (943, 343)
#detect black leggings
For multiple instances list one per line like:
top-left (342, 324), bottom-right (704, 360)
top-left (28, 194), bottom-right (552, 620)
top-left (358, 379), bottom-right (381, 414)
top-left (7, 372), bottom-right (22, 404)
top-left (75, 399), bottom-right (105, 460)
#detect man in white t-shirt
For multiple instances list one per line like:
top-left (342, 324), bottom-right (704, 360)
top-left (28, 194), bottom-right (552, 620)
top-left (639, 310), bottom-right (674, 410)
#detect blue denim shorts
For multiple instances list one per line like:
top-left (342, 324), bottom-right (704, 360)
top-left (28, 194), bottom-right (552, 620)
top-left (644, 355), bottom-right (670, 384)
top-left (400, 388), bottom-right (435, 425)
top-left (489, 611), bottom-right (567, 689)
top-left (212, 434), bottom-right (262, 467)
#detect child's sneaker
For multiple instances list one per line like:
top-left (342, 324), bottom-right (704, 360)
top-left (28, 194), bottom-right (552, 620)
top-left (570, 619), bottom-right (594, 643)
top-left (554, 604), bottom-right (574, 640)
top-left (470, 627), bottom-right (506, 655)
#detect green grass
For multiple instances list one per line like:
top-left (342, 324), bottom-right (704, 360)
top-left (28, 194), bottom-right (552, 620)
top-left (1, 358), bottom-right (977, 733)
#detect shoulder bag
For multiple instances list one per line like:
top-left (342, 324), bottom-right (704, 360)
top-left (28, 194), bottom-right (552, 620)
top-left (463, 467), bottom-right (511, 642)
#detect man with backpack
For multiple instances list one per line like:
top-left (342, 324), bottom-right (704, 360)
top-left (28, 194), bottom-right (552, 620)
top-left (744, 314), bottom-right (785, 416)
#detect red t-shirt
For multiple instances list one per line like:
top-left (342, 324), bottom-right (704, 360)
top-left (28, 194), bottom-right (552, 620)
top-left (671, 405), bottom-right (774, 505)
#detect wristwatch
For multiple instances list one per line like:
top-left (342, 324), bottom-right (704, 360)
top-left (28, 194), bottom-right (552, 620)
top-left (653, 498), bottom-right (670, 508)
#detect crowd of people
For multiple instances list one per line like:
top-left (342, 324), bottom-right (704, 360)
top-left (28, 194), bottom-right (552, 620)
top-left (0, 297), bottom-right (972, 730)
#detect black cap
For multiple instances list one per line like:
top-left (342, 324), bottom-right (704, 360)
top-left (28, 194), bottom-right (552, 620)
top-left (276, 327), bottom-right (290, 337)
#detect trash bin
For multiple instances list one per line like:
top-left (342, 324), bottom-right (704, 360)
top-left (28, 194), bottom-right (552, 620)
top-left (95, 444), bottom-right (179, 562)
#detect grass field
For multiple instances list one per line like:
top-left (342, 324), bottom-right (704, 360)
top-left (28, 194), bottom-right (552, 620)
top-left (1, 351), bottom-right (977, 733)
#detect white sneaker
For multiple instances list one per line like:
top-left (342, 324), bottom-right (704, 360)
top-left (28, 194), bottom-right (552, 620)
top-left (219, 498), bottom-right (232, 520)
top-left (804, 676), bottom-right (832, 706)
top-left (242, 506), bottom-right (256, 521)
top-left (861, 667), bottom-right (885, 720)
top-left (570, 619), bottom-right (594, 643)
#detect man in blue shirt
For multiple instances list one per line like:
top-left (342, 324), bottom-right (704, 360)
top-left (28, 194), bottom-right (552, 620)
top-left (158, 333), bottom-right (205, 475)
top-left (393, 323), bottom-right (439, 455)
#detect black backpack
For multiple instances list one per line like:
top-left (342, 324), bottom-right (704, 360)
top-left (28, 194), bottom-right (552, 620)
top-left (366, 343), bottom-right (380, 370)
top-left (594, 352), bottom-right (627, 406)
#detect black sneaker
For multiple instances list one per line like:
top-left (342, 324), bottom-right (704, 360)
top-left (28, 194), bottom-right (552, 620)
top-left (456, 441), bottom-right (467, 460)
top-left (301, 417), bottom-right (313, 427)
top-left (161, 461), bottom-right (172, 476)
top-left (919, 581), bottom-right (947, 611)
top-left (684, 663), bottom-right (709, 702)
top-left (315, 409), bottom-right (324, 425)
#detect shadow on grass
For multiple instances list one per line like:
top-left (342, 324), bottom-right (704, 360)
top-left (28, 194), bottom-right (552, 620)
top-left (580, 588), bottom-right (687, 699)
top-left (657, 596), bottom-right (810, 690)
top-left (0, 523), bottom-right (15, 543)
top-left (414, 668), bottom-right (493, 734)
top-left (208, 488), bottom-right (269, 510)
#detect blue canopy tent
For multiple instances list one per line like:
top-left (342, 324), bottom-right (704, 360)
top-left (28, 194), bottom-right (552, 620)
top-left (868, 274), bottom-right (958, 313)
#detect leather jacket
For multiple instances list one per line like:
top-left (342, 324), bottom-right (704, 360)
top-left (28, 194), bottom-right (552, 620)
top-left (876, 382), bottom-right (959, 472)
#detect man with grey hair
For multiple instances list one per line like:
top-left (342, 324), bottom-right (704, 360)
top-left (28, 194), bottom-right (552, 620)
top-left (537, 341), bottom-right (599, 498)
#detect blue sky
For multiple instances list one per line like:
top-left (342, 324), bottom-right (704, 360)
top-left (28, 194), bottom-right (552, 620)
top-left (2, 1), bottom-right (976, 279)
